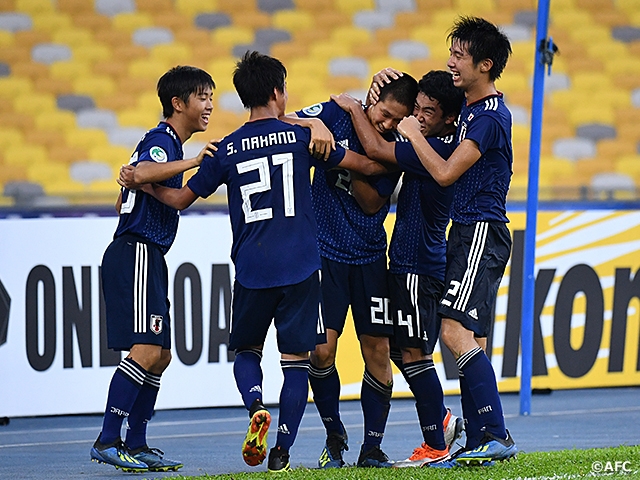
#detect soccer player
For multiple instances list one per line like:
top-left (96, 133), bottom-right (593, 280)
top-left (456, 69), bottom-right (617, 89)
top-left (397, 16), bottom-right (518, 466)
top-left (92, 65), bottom-right (217, 472)
top-left (288, 75), bottom-right (418, 469)
top-left (137, 51), bottom-right (390, 472)
top-left (332, 69), bottom-right (466, 466)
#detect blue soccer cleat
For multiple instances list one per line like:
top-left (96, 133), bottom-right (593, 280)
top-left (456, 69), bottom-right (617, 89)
top-left (90, 436), bottom-right (148, 472)
top-left (357, 445), bottom-right (394, 468)
top-left (454, 430), bottom-right (517, 467)
top-left (129, 445), bottom-right (184, 472)
top-left (318, 425), bottom-right (349, 469)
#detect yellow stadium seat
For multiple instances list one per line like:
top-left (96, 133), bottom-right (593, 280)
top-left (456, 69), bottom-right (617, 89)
top-left (150, 42), bottom-right (193, 64)
top-left (15, 0), bottom-right (54, 14)
top-left (112, 12), bottom-right (154, 33)
top-left (512, 124), bottom-right (530, 144)
top-left (550, 0), bottom-right (578, 12)
top-left (129, 58), bottom-right (171, 81)
top-left (597, 138), bottom-right (637, 160)
top-left (453, 0), bottom-right (496, 15)
top-left (118, 109), bottom-right (161, 128)
top-left (551, 10), bottom-right (594, 29)
top-left (57, 0), bottom-right (95, 15)
top-left (411, 26), bottom-right (450, 61)
top-left (73, 75), bottom-right (116, 96)
top-left (33, 110), bottom-right (76, 132)
top-left (211, 26), bottom-right (253, 49)
top-left (230, 11), bottom-right (271, 30)
top-left (288, 58), bottom-right (329, 79)
top-left (587, 41), bottom-right (628, 62)
top-left (309, 41), bottom-right (352, 61)
top-left (272, 10), bottom-right (313, 33)
top-left (330, 26), bottom-right (372, 47)
top-left (571, 72), bottom-right (613, 91)
top-left (368, 56), bottom-right (410, 78)
top-left (49, 145), bottom-right (89, 164)
top-left (89, 145), bottom-right (134, 167)
top-left (175, 0), bottom-right (219, 18)
top-left (567, 105), bottom-right (615, 127)
top-left (52, 28), bottom-right (93, 48)
top-left (614, 154), bottom-right (640, 181)
top-left (496, 71), bottom-right (530, 95)
top-left (540, 155), bottom-right (577, 178)
top-left (31, 12), bottom-right (73, 33)
top-left (0, 128), bottom-right (25, 150)
top-left (4, 144), bottom-right (48, 166)
top-left (207, 57), bottom-right (238, 93)
top-left (73, 43), bottom-right (112, 64)
top-left (334, 0), bottom-right (374, 14)
top-left (0, 31), bottom-right (14, 47)
top-left (65, 128), bottom-right (110, 150)
top-left (50, 60), bottom-right (91, 80)
top-left (615, 0), bottom-right (640, 16)
top-left (0, 76), bottom-right (33, 98)
top-left (13, 92), bottom-right (57, 115)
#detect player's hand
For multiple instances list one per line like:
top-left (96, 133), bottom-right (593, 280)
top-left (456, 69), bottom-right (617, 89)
top-left (397, 115), bottom-right (421, 141)
top-left (196, 139), bottom-right (220, 165)
top-left (117, 164), bottom-right (140, 190)
top-left (330, 93), bottom-right (362, 113)
top-left (307, 118), bottom-right (335, 161)
top-left (367, 67), bottom-right (403, 106)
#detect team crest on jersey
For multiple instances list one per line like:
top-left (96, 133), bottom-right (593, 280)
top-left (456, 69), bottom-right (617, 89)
top-left (150, 315), bottom-right (163, 335)
top-left (301, 103), bottom-right (323, 117)
top-left (149, 146), bottom-right (167, 162)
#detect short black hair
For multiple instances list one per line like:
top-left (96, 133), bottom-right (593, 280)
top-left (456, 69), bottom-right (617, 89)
top-left (378, 73), bottom-right (418, 112)
top-left (448, 16), bottom-right (512, 80)
top-left (418, 70), bottom-right (464, 120)
top-left (233, 51), bottom-right (287, 109)
top-left (157, 65), bottom-right (215, 119)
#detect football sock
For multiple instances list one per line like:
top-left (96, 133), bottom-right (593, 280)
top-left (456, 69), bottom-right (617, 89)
top-left (276, 359), bottom-right (310, 451)
top-left (459, 371), bottom-right (483, 450)
top-left (404, 359), bottom-right (446, 450)
top-left (457, 347), bottom-right (507, 441)
top-left (125, 372), bottom-right (161, 450)
top-left (308, 363), bottom-right (344, 435)
top-left (361, 369), bottom-right (392, 449)
top-left (233, 349), bottom-right (264, 410)
top-left (100, 358), bottom-right (146, 445)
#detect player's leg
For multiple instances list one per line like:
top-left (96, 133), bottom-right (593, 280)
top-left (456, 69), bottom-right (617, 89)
top-left (439, 222), bottom-right (516, 465)
top-left (390, 273), bottom-right (453, 467)
top-left (459, 335), bottom-right (487, 450)
top-left (229, 282), bottom-right (279, 467)
top-left (268, 271), bottom-right (322, 472)
top-left (351, 257), bottom-right (394, 468)
top-left (309, 258), bottom-right (350, 468)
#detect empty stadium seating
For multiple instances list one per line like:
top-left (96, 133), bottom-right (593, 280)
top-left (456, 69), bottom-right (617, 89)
top-left (0, 0), bottom-right (639, 204)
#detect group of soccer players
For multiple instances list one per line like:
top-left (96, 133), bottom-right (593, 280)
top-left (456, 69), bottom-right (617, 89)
top-left (90, 15), bottom-right (518, 473)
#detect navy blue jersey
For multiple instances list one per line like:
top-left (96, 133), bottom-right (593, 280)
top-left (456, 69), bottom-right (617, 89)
top-left (115, 122), bottom-right (183, 254)
top-left (297, 101), bottom-right (401, 264)
top-left (187, 118), bottom-right (346, 289)
top-left (390, 135), bottom-right (456, 279)
top-left (452, 94), bottom-right (513, 225)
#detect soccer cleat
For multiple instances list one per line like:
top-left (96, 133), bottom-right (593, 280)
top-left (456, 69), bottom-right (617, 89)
top-left (318, 427), bottom-right (349, 469)
top-left (454, 430), bottom-right (517, 466)
top-left (242, 403), bottom-right (271, 466)
top-left (393, 443), bottom-right (450, 468)
top-left (129, 445), bottom-right (183, 472)
top-left (90, 436), bottom-right (148, 472)
top-left (357, 444), bottom-right (394, 468)
top-left (443, 408), bottom-right (464, 450)
top-left (267, 446), bottom-right (291, 472)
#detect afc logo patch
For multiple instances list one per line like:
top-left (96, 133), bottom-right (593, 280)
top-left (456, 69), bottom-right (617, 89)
top-left (150, 315), bottom-right (163, 335)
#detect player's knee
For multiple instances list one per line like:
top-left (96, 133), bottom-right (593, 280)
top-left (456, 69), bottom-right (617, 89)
top-left (311, 344), bottom-right (336, 367)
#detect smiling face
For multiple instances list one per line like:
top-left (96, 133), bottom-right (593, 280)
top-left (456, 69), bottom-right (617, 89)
top-left (447, 39), bottom-right (483, 93)
top-left (413, 92), bottom-right (452, 138)
top-left (366, 96), bottom-right (412, 134)
top-left (182, 86), bottom-right (214, 134)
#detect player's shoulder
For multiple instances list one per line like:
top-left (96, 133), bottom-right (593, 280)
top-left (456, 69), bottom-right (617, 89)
top-left (298, 100), bottom-right (343, 119)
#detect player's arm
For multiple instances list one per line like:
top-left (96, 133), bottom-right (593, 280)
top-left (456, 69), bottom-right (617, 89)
top-left (330, 93), bottom-right (398, 166)
top-left (114, 191), bottom-right (122, 213)
top-left (350, 172), bottom-right (389, 215)
top-left (119, 140), bottom-right (218, 189)
top-left (336, 149), bottom-right (396, 176)
top-left (398, 116), bottom-right (480, 186)
top-left (141, 183), bottom-right (199, 211)
top-left (280, 114), bottom-right (335, 160)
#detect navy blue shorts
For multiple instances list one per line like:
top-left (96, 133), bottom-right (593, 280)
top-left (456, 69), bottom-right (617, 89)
top-left (438, 222), bottom-right (512, 337)
top-left (101, 235), bottom-right (171, 351)
top-left (321, 256), bottom-right (393, 338)
top-left (389, 273), bottom-right (444, 355)
top-left (229, 271), bottom-right (325, 354)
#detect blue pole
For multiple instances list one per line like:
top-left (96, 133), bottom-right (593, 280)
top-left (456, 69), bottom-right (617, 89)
top-left (520, 0), bottom-right (552, 416)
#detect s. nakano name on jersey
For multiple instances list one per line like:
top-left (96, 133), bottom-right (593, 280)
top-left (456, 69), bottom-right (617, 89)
top-left (297, 101), bottom-right (401, 265)
top-left (115, 122), bottom-right (184, 254)
top-left (187, 118), bottom-right (346, 290)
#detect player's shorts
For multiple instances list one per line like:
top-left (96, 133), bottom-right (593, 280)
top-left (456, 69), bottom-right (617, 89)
top-left (229, 270), bottom-right (325, 354)
top-left (321, 256), bottom-right (393, 338)
top-left (438, 221), bottom-right (512, 337)
top-left (101, 234), bottom-right (171, 351)
top-left (389, 273), bottom-right (444, 355)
